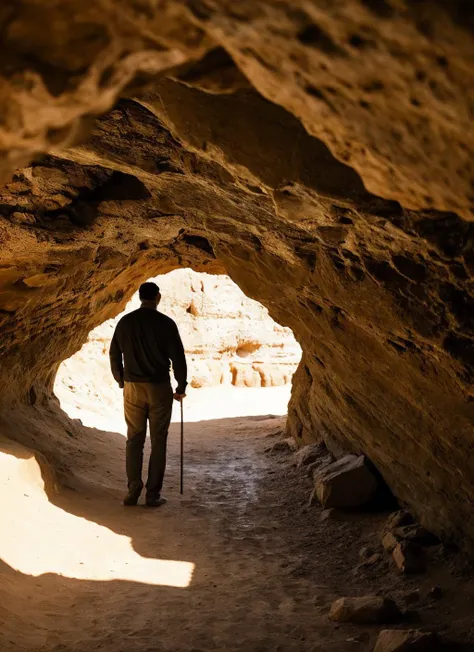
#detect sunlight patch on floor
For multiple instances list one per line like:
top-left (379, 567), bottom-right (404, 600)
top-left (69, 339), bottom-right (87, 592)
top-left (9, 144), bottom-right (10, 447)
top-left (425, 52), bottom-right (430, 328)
top-left (0, 451), bottom-right (194, 588)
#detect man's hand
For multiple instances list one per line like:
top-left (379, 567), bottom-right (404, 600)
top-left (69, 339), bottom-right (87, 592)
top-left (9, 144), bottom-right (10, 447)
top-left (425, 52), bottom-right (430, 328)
top-left (118, 380), bottom-right (124, 389)
top-left (174, 393), bottom-right (186, 402)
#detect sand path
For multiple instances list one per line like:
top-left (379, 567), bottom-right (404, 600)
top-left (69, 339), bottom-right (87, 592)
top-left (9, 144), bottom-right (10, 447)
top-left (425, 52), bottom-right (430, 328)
top-left (0, 407), bottom-right (374, 652)
top-left (3, 404), bottom-right (474, 651)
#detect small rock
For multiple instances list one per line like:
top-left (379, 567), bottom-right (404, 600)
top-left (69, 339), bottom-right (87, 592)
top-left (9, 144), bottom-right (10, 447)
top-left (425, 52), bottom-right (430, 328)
top-left (403, 589), bottom-right (421, 605)
top-left (293, 442), bottom-right (327, 468)
top-left (373, 629), bottom-right (440, 652)
top-left (265, 437), bottom-right (296, 453)
top-left (329, 595), bottom-right (402, 624)
top-left (320, 508), bottom-right (345, 521)
top-left (428, 585), bottom-right (444, 600)
top-left (359, 546), bottom-right (375, 559)
top-left (365, 553), bottom-right (383, 565)
top-left (313, 454), bottom-right (378, 509)
top-left (382, 531), bottom-right (399, 553)
top-left (306, 454), bottom-right (333, 477)
top-left (386, 510), bottom-right (414, 530)
top-left (393, 524), bottom-right (439, 546)
top-left (392, 542), bottom-right (425, 574)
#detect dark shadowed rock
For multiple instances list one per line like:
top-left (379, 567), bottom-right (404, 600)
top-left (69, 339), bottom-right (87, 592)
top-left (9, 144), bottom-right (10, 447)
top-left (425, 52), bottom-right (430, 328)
top-left (393, 525), bottom-right (439, 547)
top-left (428, 586), bottom-right (444, 600)
top-left (386, 511), bottom-right (415, 530)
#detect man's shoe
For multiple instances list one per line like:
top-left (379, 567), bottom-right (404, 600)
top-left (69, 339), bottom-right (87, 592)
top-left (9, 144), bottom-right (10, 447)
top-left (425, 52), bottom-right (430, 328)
top-left (146, 496), bottom-right (167, 508)
top-left (123, 488), bottom-right (142, 506)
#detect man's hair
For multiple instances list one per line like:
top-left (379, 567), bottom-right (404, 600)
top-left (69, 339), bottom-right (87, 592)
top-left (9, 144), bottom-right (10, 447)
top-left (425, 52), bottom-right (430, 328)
top-left (139, 282), bottom-right (160, 301)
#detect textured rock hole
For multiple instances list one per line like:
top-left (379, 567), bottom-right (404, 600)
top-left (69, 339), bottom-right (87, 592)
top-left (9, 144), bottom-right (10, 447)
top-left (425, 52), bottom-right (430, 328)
top-left (235, 342), bottom-right (261, 358)
top-left (297, 23), bottom-right (344, 56)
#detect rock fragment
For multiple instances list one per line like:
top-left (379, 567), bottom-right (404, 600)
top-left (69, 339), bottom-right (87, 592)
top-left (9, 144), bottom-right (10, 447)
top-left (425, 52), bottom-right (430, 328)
top-left (386, 510), bottom-right (414, 530)
top-left (373, 629), bottom-right (440, 652)
top-left (306, 454), bottom-right (333, 477)
top-left (313, 455), bottom-right (378, 509)
top-left (319, 508), bottom-right (346, 521)
top-left (428, 585), bottom-right (443, 600)
top-left (293, 442), bottom-right (327, 468)
top-left (403, 590), bottom-right (421, 605)
top-left (392, 542), bottom-right (425, 574)
top-left (382, 531), bottom-right (399, 552)
top-left (265, 437), bottom-right (297, 453)
top-left (393, 524), bottom-right (438, 546)
top-left (329, 595), bottom-right (402, 624)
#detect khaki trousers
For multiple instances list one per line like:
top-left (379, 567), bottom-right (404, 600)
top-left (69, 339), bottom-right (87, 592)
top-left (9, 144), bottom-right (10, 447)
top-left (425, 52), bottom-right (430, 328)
top-left (124, 381), bottom-right (173, 498)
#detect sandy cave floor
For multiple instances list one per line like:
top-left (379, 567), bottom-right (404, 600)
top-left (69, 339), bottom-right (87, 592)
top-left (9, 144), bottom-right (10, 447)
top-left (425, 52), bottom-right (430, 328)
top-left (1, 392), bottom-right (474, 651)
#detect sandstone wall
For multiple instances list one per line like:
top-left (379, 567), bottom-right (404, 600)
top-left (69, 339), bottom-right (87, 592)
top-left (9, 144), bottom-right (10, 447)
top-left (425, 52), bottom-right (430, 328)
top-left (57, 269), bottom-right (301, 393)
top-left (1, 1), bottom-right (474, 547)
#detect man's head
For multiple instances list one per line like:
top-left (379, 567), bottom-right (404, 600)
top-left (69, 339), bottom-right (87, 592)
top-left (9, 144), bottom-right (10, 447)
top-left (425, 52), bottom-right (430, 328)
top-left (139, 282), bottom-right (161, 306)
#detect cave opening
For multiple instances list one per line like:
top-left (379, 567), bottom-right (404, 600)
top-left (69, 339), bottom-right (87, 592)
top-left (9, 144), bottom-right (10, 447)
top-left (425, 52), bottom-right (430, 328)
top-left (54, 267), bottom-right (302, 432)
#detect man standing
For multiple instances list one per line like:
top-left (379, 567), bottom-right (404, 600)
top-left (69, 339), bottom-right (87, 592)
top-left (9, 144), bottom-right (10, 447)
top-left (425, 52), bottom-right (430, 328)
top-left (109, 281), bottom-right (187, 507)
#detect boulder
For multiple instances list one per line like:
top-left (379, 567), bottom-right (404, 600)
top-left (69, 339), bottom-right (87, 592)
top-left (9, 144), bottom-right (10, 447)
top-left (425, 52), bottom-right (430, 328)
top-left (374, 630), bottom-right (440, 652)
top-left (329, 596), bottom-right (401, 624)
top-left (313, 455), bottom-right (378, 509)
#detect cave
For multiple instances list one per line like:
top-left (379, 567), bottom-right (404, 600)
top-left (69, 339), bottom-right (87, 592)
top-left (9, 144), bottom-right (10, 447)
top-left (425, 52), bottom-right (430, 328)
top-left (54, 267), bottom-right (301, 429)
top-left (1, 1), bottom-right (474, 650)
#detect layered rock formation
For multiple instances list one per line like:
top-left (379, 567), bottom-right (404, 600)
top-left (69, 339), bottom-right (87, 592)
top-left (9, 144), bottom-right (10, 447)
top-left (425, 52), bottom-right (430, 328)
top-left (1, 1), bottom-right (474, 546)
top-left (56, 269), bottom-right (301, 395)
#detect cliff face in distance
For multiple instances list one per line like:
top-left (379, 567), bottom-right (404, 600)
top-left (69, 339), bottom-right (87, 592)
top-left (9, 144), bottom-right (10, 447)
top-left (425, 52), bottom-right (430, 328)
top-left (1, 1), bottom-right (474, 546)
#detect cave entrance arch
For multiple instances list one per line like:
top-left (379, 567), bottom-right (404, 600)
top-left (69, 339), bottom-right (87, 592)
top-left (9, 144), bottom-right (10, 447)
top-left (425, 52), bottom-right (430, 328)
top-left (54, 268), bottom-right (302, 433)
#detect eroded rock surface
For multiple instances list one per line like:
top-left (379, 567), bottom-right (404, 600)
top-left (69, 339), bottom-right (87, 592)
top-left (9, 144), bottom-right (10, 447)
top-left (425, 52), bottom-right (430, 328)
top-left (1, 1), bottom-right (474, 547)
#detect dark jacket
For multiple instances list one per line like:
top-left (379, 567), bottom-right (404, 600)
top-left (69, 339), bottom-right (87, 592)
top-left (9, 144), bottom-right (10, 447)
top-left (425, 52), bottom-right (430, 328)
top-left (109, 307), bottom-right (187, 393)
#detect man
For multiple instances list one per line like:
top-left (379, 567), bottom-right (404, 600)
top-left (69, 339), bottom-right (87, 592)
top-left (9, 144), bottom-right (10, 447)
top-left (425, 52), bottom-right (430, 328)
top-left (109, 281), bottom-right (187, 507)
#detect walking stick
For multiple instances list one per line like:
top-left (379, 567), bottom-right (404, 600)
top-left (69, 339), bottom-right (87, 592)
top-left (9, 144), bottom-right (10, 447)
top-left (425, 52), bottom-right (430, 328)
top-left (180, 399), bottom-right (184, 495)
